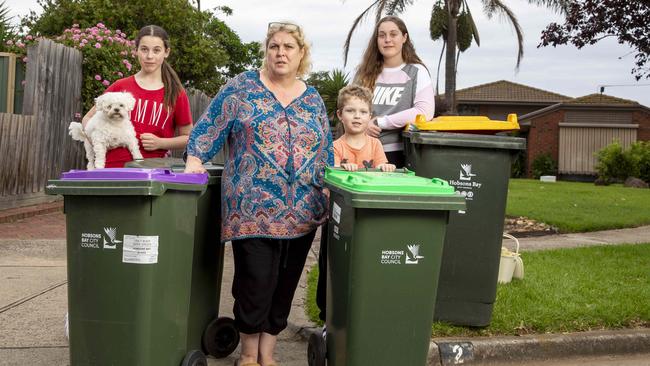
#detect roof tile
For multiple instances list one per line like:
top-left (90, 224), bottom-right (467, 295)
top-left (565, 93), bottom-right (640, 106)
top-left (454, 80), bottom-right (571, 103)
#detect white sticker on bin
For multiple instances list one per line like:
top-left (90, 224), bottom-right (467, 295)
top-left (122, 235), bottom-right (159, 264)
top-left (332, 202), bottom-right (341, 224)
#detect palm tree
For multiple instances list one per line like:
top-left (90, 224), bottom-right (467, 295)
top-left (307, 69), bottom-right (350, 134)
top-left (343, 0), bottom-right (568, 114)
top-left (0, 1), bottom-right (15, 50)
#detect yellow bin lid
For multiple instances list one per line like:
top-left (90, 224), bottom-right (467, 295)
top-left (408, 113), bottom-right (520, 133)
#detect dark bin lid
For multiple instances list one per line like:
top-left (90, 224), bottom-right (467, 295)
top-left (60, 168), bottom-right (208, 185)
top-left (125, 158), bottom-right (223, 176)
top-left (404, 131), bottom-right (526, 150)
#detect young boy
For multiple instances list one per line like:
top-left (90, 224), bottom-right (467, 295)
top-left (333, 84), bottom-right (396, 172)
top-left (315, 85), bottom-right (396, 331)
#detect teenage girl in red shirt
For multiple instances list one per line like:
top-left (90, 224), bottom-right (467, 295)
top-left (82, 25), bottom-right (192, 168)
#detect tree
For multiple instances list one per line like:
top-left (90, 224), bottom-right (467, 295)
top-left (19, 0), bottom-right (262, 96)
top-left (539, 0), bottom-right (650, 80)
top-left (307, 69), bottom-right (350, 128)
top-left (343, 0), bottom-right (567, 114)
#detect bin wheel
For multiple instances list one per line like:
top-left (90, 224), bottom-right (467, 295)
top-left (307, 332), bottom-right (326, 366)
top-left (181, 350), bottom-right (207, 366)
top-left (202, 316), bottom-right (239, 358)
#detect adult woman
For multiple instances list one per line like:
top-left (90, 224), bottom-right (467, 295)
top-left (354, 15), bottom-right (435, 168)
top-left (185, 22), bottom-right (333, 366)
top-left (82, 25), bottom-right (192, 167)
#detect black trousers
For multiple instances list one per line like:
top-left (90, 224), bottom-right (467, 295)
top-left (231, 230), bottom-right (316, 335)
top-left (385, 150), bottom-right (405, 168)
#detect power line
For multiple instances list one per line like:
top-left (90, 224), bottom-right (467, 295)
top-left (599, 84), bottom-right (650, 93)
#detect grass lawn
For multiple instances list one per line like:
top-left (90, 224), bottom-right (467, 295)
top-left (506, 179), bottom-right (650, 233)
top-left (305, 244), bottom-right (650, 336)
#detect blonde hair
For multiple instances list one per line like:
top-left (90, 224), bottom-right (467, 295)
top-left (337, 84), bottom-right (373, 110)
top-left (354, 16), bottom-right (425, 90)
top-left (262, 22), bottom-right (312, 78)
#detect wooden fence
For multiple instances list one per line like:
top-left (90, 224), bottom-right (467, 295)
top-left (187, 88), bottom-right (212, 122)
top-left (185, 88), bottom-right (225, 164)
top-left (0, 114), bottom-right (38, 196)
top-left (0, 39), bottom-right (83, 209)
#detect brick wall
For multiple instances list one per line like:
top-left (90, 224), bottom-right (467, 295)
top-left (526, 110), bottom-right (564, 176)
top-left (633, 110), bottom-right (650, 141)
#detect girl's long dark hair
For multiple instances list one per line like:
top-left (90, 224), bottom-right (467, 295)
top-left (135, 25), bottom-right (184, 109)
top-left (354, 16), bottom-right (425, 90)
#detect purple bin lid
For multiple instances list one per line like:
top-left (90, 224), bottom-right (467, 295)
top-left (60, 168), bottom-right (208, 185)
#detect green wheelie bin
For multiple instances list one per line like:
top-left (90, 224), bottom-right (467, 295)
top-left (45, 166), bottom-right (238, 366)
top-left (403, 131), bottom-right (526, 327)
top-left (309, 168), bottom-right (465, 366)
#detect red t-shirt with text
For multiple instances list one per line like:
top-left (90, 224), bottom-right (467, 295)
top-left (103, 76), bottom-right (192, 167)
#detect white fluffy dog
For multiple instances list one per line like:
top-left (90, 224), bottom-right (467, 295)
top-left (69, 92), bottom-right (143, 170)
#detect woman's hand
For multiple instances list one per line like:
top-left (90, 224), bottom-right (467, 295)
top-left (341, 163), bottom-right (359, 171)
top-left (366, 117), bottom-right (382, 138)
top-left (184, 155), bottom-right (206, 173)
top-left (378, 163), bottom-right (396, 172)
top-left (140, 133), bottom-right (163, 151)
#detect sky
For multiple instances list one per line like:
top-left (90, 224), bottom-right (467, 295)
top-left (6, 0), bottom-right (650, 107)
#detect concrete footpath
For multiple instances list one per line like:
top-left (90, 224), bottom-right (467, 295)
top-left (0, 202), bottom-right (649, 365)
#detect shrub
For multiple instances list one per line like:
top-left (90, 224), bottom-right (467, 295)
top-left (511, 150), bottom-right (526, 178)
top-left (626, 141), bottom-right (650, 183)
top-left (594, 140), bottom-right (643, 182)
top-left (531, 153), bottom-right (557, 178)
top-left (5, 23), bottom-right (137, 114)
top-left (55, 23), bottom-right (137, 113)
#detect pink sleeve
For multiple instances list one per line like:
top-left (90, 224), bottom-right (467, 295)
top-left (379, 84), bottom-right (435, 129)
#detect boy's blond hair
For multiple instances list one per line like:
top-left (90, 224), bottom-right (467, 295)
top-left (336, 84), bottom-right (373, 110)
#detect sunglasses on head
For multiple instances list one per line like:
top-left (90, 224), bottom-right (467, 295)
top-left (268, 22), bottom-right (302, 33)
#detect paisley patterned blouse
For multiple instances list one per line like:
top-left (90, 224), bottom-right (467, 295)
top-left (187, 71), bottom-right (334, 242)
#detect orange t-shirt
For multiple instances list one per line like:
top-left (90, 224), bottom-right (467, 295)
top-left (333, 135), bottom-right (389, 168)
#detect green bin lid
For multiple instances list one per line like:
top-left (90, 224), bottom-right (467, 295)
top-left (325, 168), bottom-right (454, 195)
top-left (324, 167), bottom-right (465, 210)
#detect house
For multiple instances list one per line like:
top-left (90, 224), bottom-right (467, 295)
top-left (455, 80), bottom-right (571, 120)
top-left (519, 94), bottom-right (650, 180)
top-left (451, 81), bottom-right (650, 179)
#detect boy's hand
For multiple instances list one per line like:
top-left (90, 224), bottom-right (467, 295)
top-left (341, 163), bottom-right (359, 171)
top-left (366, 117), bottom-right (381, 138)
top-left (378, 163), bottom-right (396, 172)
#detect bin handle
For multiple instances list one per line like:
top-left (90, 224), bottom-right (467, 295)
top-left (349, 167), bottom-right (411, 173)
top-left (502, 232), bottom-right (520, 254)
top-left (429, 178), bottom-right (448, 186)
